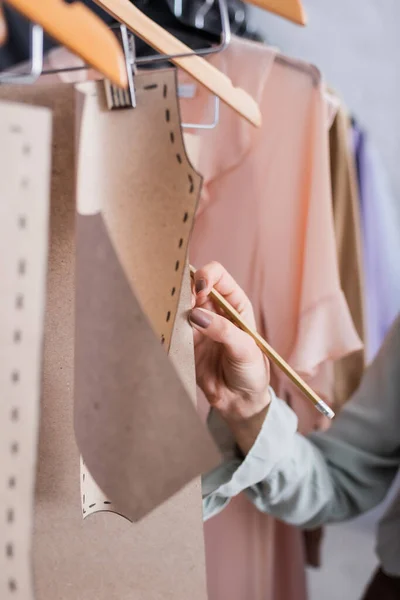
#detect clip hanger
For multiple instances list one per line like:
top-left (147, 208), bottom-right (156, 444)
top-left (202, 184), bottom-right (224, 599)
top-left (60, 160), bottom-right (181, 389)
top-left (106, 0), bottom-right (229, 130)
top-left (4, 0), bottom-right (128, 87)
top-left (242, 0), bottom-right (307, 26)
top-left (93, 0), bottom-right (261, 127)
top-left (104, 23), bottom-right (136, 109)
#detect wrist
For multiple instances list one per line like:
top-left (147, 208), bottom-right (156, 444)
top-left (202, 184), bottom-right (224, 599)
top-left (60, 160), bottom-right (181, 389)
top-left (224, 387), bottom-right (272, 425)
top-left (223, 388), bottom-right (272, 455)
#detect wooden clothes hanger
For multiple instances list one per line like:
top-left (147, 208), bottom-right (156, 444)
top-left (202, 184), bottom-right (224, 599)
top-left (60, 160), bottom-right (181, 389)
top-left (93, 0), bottom-right (261, 127)
top-left (243, 0), bottom-right (307, 26)
top-left (4, 0), bottom-right (128, 87)
top-left (0, 3), bottom-right (7, 46)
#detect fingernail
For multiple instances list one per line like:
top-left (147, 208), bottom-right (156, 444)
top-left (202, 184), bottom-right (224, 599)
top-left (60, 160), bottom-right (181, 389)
top-left (195, 278), bottom-right (207, 294)
top-left (189, 308), bottom-right (212, 329)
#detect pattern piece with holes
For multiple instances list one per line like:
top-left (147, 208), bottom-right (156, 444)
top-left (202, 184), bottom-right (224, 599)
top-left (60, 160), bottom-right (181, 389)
top-left (0, 102), bottom-right (51, 600)
top-left (76, 75), bottom-right (201, 351)
top-left (0, 73), bottom-right (212, 600)
top-left (74, 73), bottom-right (219, 521)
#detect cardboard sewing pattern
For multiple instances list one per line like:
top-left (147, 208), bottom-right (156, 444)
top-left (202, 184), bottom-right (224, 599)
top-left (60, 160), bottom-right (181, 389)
top-left (0, 102), bottom-right (52, 600)
top-left (74, 75), bottom-right (219, 521)
top-left (75, 212), bottom-right (218, 521)
top-left (0, 73), bottom-right (214, 600)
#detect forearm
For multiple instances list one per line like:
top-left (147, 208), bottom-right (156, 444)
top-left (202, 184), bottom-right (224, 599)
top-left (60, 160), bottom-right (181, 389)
top-left (203, 381), bottom-right (399, 527)
top-left (203, 391), bottom-right (337, 526)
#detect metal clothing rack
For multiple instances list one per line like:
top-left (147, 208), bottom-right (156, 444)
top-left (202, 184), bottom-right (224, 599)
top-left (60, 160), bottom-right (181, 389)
top-left (0, 0), bottom-right (232, 130)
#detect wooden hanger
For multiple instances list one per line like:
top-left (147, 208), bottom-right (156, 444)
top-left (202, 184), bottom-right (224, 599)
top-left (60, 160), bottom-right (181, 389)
top-left (243, 0), bottom-right (307, 26)
top-left (93, 0), bottom-right (261, 127)
top-left (4, 0), bottom-right (128, 87)
top-left (0, 3), bottom-right (8, 45)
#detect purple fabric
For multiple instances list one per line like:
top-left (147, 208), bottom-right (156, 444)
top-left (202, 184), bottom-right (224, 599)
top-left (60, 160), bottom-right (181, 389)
top-left (352, 123), bottom-right (400, 362)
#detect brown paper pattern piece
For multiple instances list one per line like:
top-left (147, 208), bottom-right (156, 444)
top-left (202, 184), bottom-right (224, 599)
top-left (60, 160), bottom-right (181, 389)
top-left (75, 73), bottom-right (201, 348)
top-left (0, 81), bottom-right (211, 600)
top-left (0, 102), bottom-right (51, 600)
top-left (75, 72), bottom-right (219, 522)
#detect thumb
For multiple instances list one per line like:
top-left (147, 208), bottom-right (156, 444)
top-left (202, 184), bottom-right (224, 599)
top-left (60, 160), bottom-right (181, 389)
top-left (189, 307), bottom-right (259, 363)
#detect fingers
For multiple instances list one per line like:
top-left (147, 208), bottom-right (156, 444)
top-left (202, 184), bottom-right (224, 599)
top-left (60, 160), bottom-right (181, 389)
top-left (189, 307), bottom-right (260, 363)
top-left (192, 262), bottom-right (255, 325)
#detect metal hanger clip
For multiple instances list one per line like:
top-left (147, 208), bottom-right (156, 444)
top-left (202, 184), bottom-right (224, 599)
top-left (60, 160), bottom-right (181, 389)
top-left (0, 0), bottom-right (231, 129)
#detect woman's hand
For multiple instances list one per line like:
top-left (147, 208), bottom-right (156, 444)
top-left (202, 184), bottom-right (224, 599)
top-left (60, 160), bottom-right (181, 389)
top-left (189, 262), bottom-right (271, 441)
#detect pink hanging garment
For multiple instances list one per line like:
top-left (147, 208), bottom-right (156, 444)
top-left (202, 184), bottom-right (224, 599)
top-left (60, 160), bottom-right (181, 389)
top-left (181, 38), bottom-right (362, 600)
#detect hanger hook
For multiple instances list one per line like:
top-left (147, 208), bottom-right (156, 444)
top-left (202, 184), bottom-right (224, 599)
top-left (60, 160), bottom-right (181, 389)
top-left (195, 0), bottom-right (216, 29)
top-left (0, 23), bottom-right (43, 84)
top-left (173, 0), bottom-right (183, 18)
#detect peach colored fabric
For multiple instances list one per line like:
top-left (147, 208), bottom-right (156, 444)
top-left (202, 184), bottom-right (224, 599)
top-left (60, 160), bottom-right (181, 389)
top-left (181, 38), bottom-right (362, 600)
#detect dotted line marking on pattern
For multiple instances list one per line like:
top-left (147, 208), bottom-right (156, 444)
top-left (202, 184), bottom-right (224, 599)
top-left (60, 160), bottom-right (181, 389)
top-left (159, 83), bottom-right (195, 346)
top-left (5, 127), bottom-right (31, 596)
top-left (81, 460), bottom-right (114, 516)
top-left (79, 79), bottom-right (197, 517)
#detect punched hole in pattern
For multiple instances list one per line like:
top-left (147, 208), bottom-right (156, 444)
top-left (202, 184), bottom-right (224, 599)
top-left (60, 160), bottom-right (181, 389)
top-left (10, 408), bottom-right (19, 422)
top-left (166, 311), bottom-right (171, 323)
top-left (175, 260), bottom-right (180, 271)
top-left (8, 476), bottom-right (16, 488)
top-left (18, 259), bottom-right (27, 276)
top-left (18, 215), bottom-right (27, 229)
top-left (171, 287), bottom-right (176, 296)
top-left (13, 330), bottom-right (22, 344)
top-left (165, 109), bottom-right (170, 122)
top-left (6, 508), bottom-right (14, 523)
top-left (15, 294), bottom-right (24, 310)
top-left (8, 578), bottom-right (17, 592)
top-left (183, 212), bottom-right (189, 223)
top-left (5, 542), bottom-right (14, 558)
top-left (10, 370), bottom-right (20, 384)
top-left (10, 442), bottom-right (19, 454)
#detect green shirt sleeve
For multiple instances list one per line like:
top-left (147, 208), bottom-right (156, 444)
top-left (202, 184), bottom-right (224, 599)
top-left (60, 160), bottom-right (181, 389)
top-left (202, 317), bottom-right (400, 528)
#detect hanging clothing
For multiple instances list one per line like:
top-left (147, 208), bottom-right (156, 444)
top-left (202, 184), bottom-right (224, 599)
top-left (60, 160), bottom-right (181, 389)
top-left (352, 121), bottom-right (400, 363)
top-left (300, 97), bottom-right (358, 570)
top-left (330, 106), bottom-right (366, 411)
top-left (182, 36), bottom-right (362, 600)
